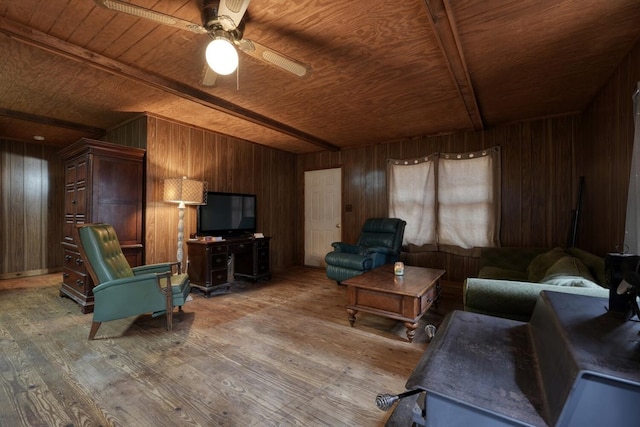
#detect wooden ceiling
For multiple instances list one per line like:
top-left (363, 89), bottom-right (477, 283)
top-left (1, 0), bottom-right (639, 154)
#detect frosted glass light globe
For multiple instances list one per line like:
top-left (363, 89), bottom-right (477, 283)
top-left (205, 38), bottom-right (239, 75)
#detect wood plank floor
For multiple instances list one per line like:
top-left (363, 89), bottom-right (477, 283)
top-left (0, 267), bottom-right (462, 426)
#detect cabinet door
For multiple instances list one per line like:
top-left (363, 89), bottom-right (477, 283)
top-left (63, 157), bottom-right (88, 244)
top-left (92, 155), bottom-right (143, 246)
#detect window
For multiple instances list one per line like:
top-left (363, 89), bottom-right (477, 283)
top-left (388, 147), bottom-right (501, 255)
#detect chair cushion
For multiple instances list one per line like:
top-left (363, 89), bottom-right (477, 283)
top-left (362, 218), bottom-right (404, 234)
top-left (78, 224), bottom-right (134, 282)
top-left (171, 273), bottom-right (189, 293)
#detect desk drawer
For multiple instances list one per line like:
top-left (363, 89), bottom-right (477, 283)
top-left (209, 252), bottom-right (228, 268)
top-left (210, 268), bottom-right (228, 285)
top-left (229, 242), bottom-right (252, 254)
top-left (254, 239), bottom-right (268, 249)
top-left (257, 261), bottom-right (269, 275)
top-left (257, 248), bottom-right (269, 262)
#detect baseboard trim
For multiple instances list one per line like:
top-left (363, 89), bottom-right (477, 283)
top-left (0, 267), bottom-right (63, 281)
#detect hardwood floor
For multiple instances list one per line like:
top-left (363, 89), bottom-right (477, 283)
top-left (0, 267), bottom-right (462, 426)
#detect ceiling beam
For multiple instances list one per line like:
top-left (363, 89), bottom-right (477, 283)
top-left (0, 16), bottom-right (340, 152)
top-left (425, 0), bottom-right (484, 130)
top-left (0, 108), bottom-right (106, 135)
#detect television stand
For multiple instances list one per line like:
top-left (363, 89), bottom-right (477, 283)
top-left (186, 237), bottom-right (271, 297)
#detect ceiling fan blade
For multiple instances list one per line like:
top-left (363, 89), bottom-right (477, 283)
top-left (201, 63), bottom-right (218, 87)
top-left (237, 39), bottom-right (312, 78)
top-left (217, 0), bottom-right (251, 31)
top-left (93, 0), bottom-right (208, 34)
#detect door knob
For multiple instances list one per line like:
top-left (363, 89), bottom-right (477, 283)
top-left (336, 224), bottom-right (341, 228)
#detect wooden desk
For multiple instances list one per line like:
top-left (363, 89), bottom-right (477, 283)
top-left (187, 237), bottom-right (271, 297)
top-left (344, 265), bottom-right (445, 342)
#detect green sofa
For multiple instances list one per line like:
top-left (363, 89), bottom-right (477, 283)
top-left (463, 246), bottom-right (609, 321)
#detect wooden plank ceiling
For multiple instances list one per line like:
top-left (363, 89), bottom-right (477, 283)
top-left (1, 0), bottom-right (639, 154)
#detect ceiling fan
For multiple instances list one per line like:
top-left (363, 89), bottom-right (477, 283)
top-left (93, 0), bottom-right (312, 86)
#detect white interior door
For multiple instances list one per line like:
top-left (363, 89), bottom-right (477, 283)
top-left (304, 168), bottom-right (342, 267)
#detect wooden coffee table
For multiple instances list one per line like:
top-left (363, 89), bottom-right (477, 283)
top-left (344, 264), bottom-right (445, 342)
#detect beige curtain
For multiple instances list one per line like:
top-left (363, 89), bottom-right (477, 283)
top-left (437, 147), bottom-right (501, 255)
top-left (388, 147), bottom-right (501, 256)
top-left (388, 155), bottom-right (438, 249)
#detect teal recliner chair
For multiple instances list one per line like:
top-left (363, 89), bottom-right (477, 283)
top-left (324, 218), bottom-right (407, 284)
top-left (76, 223), bottom-right (191, 340)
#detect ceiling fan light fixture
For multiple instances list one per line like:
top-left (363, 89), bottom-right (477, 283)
top-left (205, 34), bottom-right (238, 75)
top-left (102, 0), bottom-right (178, 26)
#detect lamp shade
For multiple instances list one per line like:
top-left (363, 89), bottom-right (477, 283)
top-left (163, 177), bottom-right (205, 205)
top-left (205, 37), bottom-right (238, 75)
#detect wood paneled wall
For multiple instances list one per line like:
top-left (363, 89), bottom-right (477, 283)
top-left (105, 115), bottom-right (298, 273)
top-left (576, 40), bottom-right (640, 257)
top-left (1, 41), bottom-right (638, 281)
top-left (0, 139), bottom-right (63, 277)
top-left (102, 115), bottom-right (147, 149)
top-left (296, 117), bottom-right (579, 282)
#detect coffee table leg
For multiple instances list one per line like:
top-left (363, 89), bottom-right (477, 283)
top-left (347, 308), bottom-right (358, 326)
top-left (404, 321), bottom-right (418, 342)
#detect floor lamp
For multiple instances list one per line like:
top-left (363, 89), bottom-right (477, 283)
top-left (163, 177), bottom-right (206, 272)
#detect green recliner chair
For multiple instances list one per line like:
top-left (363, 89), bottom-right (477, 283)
top-left (324, 218), bottom-right (407, 284)
top-left (76, 223), bottom-right (191, 340)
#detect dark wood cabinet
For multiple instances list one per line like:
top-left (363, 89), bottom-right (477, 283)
top-left (60, 139), bottom-right (145, 313)
top-left (187, 237), bottom-right (271, 297)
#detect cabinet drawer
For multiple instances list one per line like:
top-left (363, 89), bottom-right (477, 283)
top-left (62, 268), bottom-right (91, 295)
top-left (64, 249), bottom-right (86, 274)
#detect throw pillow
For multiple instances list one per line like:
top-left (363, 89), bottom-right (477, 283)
top-left (527, 247), bottom-right (566, 282)
top-left (542, 256), bottom-right (597, 286)
top-left (566, 247), bottom-right (606, 285)
top-left (542, 275), bottom-right (601, 288)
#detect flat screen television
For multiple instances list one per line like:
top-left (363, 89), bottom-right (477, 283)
top-left (196, 191), bottom-right (257, 238)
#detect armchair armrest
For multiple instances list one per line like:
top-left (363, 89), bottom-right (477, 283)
top-left (91, 272), bottom-right (173, 323)
top-left (361, 246), bottom-right (399, 256)
top-left (93, 272), bottom-right (171, 294)
top-left (132, 262), bottom-right (178, 276)
top-left (330, 242), bottom-right (359, 253)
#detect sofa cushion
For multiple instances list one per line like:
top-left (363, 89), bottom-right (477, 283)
top-left (526, 247), bottom-right (566, 282)
top-left (478, 266), bottom-right (528, 282)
